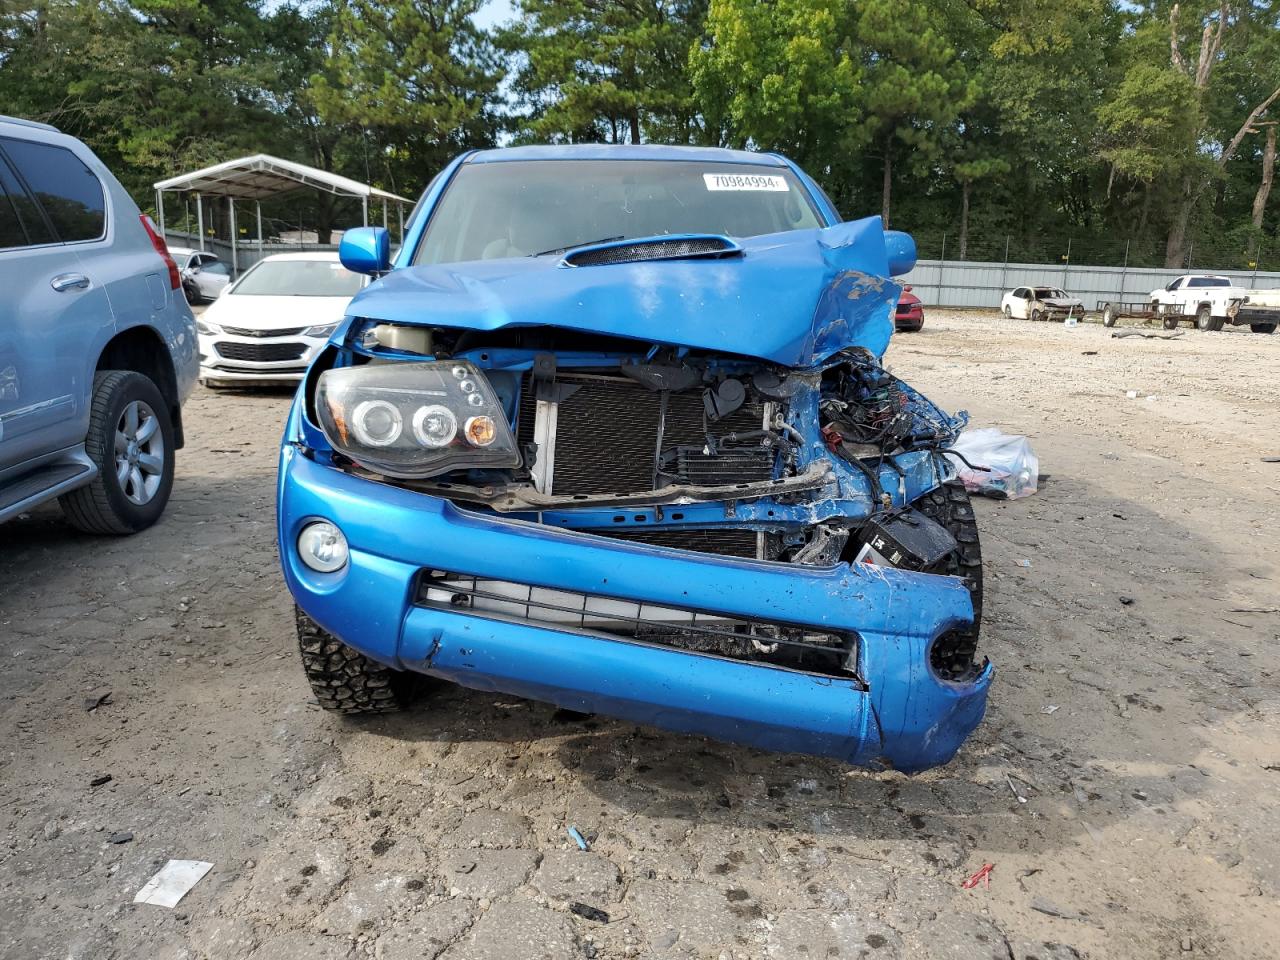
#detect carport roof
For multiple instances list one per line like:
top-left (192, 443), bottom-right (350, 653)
top-left (153, 154), bottom-right (409, 202)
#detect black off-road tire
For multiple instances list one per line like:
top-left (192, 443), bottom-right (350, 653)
top-left (1250, 322), bottom-right (1276, 334)
top-left (1162, 314), bottom-right (1180, 330)
top-left (59, 371), bottom-right (175, 535)
top-left (1195, 305), bottom-right (1224, 331)
top-left (296, 607), bottom-right (408, 715)
top-left (915, 479), bottom-right (984, 682)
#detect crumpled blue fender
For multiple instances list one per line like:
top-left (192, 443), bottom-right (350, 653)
top-left (343, 218), bottom-right (904, 365)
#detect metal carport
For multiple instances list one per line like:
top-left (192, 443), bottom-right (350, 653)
top-left (153, 154), bottom-right (410, 274)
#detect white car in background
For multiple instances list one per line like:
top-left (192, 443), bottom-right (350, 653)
top-left (196, 252), bottom-right (365, 387)
top-left (168, 246), bottom-right (232, 303)
top-left (1000, 285), bottom-right (1085, 322)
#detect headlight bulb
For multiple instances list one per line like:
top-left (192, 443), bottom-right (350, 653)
top-left (466, 392), bottom-right (485, 407)
top-left (412, 404), bottom-right (458, 448)
top-left (464, 415), bottom-right (497, 447)
top-left (351, 400), bottom-right (402, 447)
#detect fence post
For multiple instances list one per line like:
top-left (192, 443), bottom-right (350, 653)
top-left (1063, 238), bottom-right (1071, 288)
top-left (1186, 242), bottom-right (1193, 271)
top-left (999, 236), bottom-right (1010, 306)
top-left (1119, 239), bottom-right (1129, 303)
top-left (1252, 240), bottom-right (1260, 286)
top-left (938, 233), bottom-right (947, 306)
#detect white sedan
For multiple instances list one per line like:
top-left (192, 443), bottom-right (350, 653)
top-left (196, 253), bottom-right (366, 388)
top-left (1000, 285), bottom-right (1085, 322)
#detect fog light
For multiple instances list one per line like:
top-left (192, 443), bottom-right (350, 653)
top-left (298, 520), bottom-right (348, 573)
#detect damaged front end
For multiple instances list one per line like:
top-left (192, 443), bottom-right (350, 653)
top-left (278, 216), bottom-right (992, 772)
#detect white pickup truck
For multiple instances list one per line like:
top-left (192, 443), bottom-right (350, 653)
top-left (1149, 274), bottom-right (1278, 333)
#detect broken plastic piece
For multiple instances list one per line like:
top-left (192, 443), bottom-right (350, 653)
top-left (133, 859), bottom-right (213, 908)
top-left (570, 901), bottom-right (610, 923)
top-left (567, 825), bottom-right (590, 851)
top-left (962, 863), bottom-right (994, 889)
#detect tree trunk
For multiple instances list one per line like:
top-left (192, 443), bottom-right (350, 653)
top-left (881, 136), bottom-right (892, 227)
top-left (958, 179), bottom-right (971, 261)
top-left (1138, 182), bottom-right (1152, 237)
top-left (1165, 174), bottom-right (1195, 267)
top-left (629, 113), bottom-right (640, 145)
top-left (1252, 125), bottom-right (1276, 229)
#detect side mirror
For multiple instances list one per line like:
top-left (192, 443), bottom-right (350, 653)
top-left (340, 226), bottom-right (391, 275)
top-left (883, 230), bottom-right (916, 277)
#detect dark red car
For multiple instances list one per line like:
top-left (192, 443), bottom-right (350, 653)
top-left (895, 285), bottom-right (924, 331)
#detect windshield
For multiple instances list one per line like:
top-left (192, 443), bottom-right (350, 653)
top-left (1033, 288), bottom-right (1066, 298)
top-left (232, 259), bottom-right (363, 297)
top-left (1187, 277), bottom-right (1231, 287)
top-left (414, 159), bottom-right (824, 265)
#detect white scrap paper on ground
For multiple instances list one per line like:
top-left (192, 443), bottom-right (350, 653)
top-left (134, 860), bottom-right (213, 908)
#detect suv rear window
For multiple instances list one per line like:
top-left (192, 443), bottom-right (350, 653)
top-left (1, 137), bottom-right (106, 242)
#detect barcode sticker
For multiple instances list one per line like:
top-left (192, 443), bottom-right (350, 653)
top-left (702, 173), bottom-right (789, 192)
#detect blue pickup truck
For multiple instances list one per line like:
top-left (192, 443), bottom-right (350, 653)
top-left (277, 146), bottom-right (991, 772)
top-left (0, 116), bottom-right (197, 533)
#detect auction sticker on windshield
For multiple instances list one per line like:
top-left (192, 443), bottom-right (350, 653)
top-left (703, 173), bottom-right (789, 192)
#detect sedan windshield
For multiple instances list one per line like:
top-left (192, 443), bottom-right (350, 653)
top-left (232, 259), bottom-right (363, 297)
top-left (414, 159), bottom-right (824, 265)
top-left (1033, 288), bottom-right (1068, 299)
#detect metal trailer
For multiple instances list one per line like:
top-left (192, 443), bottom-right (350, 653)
top-left (1096, 298), bottom-right (1246, 331)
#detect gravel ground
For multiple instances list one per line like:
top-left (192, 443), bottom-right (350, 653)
top-left (1, 310), bottom-right (1277, 960)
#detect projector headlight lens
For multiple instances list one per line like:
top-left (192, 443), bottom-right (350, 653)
top-left (315, 361), bottom-right (519, 479)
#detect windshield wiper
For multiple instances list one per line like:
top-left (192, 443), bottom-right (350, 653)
top-left (531, 236), bottom-right (624, 257)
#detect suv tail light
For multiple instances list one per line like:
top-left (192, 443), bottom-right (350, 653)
top-left (140, 214), bottom-right (181, 289)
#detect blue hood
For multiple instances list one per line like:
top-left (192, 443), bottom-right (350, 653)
top-left (347, 216), bottom-right (904, 367)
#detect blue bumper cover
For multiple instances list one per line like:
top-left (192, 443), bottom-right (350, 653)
top-left (278, 447), bottom-right (991, 772)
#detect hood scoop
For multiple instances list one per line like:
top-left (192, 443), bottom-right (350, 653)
top-left (562, 234), bottom-right (741, 268)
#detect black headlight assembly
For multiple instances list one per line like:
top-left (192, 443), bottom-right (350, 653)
top-left (315, 361), bottom-right (520, 479)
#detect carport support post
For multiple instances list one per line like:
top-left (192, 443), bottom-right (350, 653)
top-left (397, 203), bottom-right (404, 242)
top-left (229, 196), bottom-right (238, 277)
top-left (382, 197), bottom-right (388, 228)
top-left (361, 196), bottom-right (369, 227)
top-left (1119, 239), bottom-right (1130, 302)
top-left (155, 189), bottom-right (165, 236)
top-left (196, 194), bottom-right (205, 252)
top-left (255, 201), bottom-right (263, 261)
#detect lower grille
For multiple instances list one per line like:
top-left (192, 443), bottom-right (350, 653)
top-left (215, 341), bottom-right (307, 362)
top-left (417, 570), bottom-right (858, 677)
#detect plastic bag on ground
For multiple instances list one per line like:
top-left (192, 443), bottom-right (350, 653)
top-left (945, 428), bottom-right (1039, 500)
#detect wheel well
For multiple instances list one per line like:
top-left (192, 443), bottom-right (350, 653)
top-left (97, 327), bottom-right (184, 448)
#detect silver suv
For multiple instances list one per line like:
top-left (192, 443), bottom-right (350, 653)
top-left (0, 115), bottom-right (198, 532)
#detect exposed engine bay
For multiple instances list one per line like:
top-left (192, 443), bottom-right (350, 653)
top-left (304, 319), bottom-right (983, 683)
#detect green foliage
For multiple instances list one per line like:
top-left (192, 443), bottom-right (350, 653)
top-left (501, 0), bottom-right (705, 144)
top-left (3, 0), bottom-right (1280, 267)
top-left (311, 0), bottom-right (504, 182)
top-left (690, 0), bottom-right (861, 180)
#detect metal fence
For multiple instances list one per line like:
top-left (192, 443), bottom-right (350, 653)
top-left (900, 258), bottom-right (1280, 309)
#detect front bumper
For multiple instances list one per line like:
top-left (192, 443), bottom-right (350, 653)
top-left (278, 446), bottom-right (992, 772)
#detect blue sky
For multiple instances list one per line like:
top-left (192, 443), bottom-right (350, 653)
top-left (473, 0), bottom-right (516, 31)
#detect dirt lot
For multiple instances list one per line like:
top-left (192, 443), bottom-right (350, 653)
top-left (1, 311), bottom-right (1277, 960)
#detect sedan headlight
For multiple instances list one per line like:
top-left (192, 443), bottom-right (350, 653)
top-left (302, 322), bottom-right (340, 338)
top-left (196, 318), bottom-right (222, 336)
top-left (315, 361), bottom-right (519, 479)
